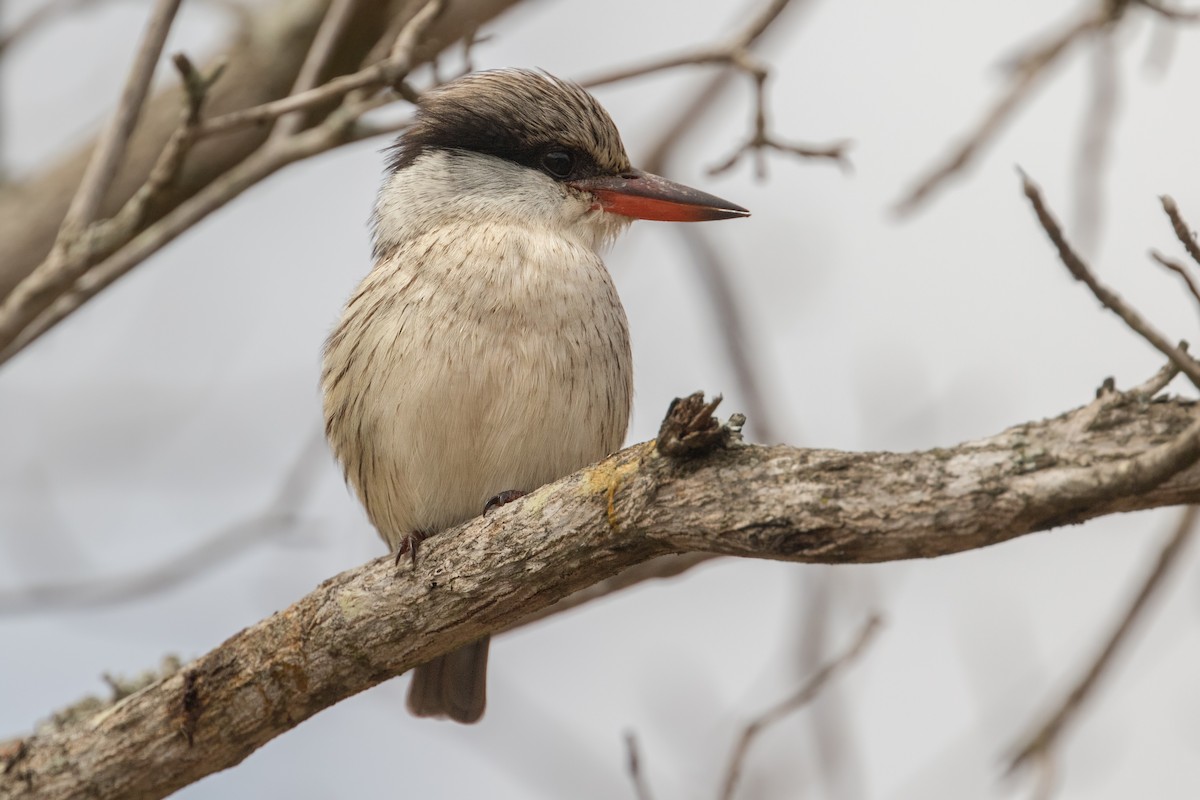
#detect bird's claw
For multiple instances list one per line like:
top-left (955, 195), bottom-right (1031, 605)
top-left (395, 530), bottom-right (430, 567)
top-left (484, 489), bottom-right (527, 514)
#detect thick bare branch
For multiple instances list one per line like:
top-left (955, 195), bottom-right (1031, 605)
top-left (4, 390), bottom-right (1200, 799)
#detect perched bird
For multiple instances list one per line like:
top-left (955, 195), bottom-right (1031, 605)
top-left (322, 68), bottom-right (748, 724)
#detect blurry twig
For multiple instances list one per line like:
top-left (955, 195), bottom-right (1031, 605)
top-left (1072, 31), bottom-right (1117, 252)
top-left (897, 0), bottom-right (1200, 218)
top-left (676, 228), bottom-right (784, 443)
top-left (719, 614), bottom-right (882, 800)
top-left (1006, 505), bottom-right (1199, 774)
top-left (624, 732), bottom-right (655, 800)
top-left (0, 430), bottom-right (328, 615)
top-left (895, 10), bottom-right (1106, 217)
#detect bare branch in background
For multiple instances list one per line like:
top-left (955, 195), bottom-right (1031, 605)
top-left (1020, 171), bottom-right (1200, 389)
top-left (624, 733), bottom-right (656, 800)
top-left (269, 0), bottom-right (362, 142)
top-left (894, 11), bottom-right (1105, 217)
top-left (0, 0), bottom-right (182, 355)
top-left (676, 227), bottom-right (785, 443)
top-left (1006, 505), bottom-right (1199, 774)
top-left (58, 0), bottom-right (182, 236)
top-left (0, 0), bottom-right (445, 366)
top-left (0, 430), bottom-right (328, 615)
top-left (719, 615), bottom-right (882, 800)
top-left (1072, 30), bottom-right (1117, 253)
top-left (0, 0), bottom-right (526, 323)
top-left (708, 55), bottom-right (849, 178)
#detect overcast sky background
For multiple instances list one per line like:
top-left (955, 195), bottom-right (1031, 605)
top-left (3, 0), bottom-right (1200, 797)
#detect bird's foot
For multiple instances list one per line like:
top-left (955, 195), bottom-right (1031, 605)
top-left (484, 490), bottom-right (527, 514)
top-left (395, 530), bottom-right (430, 567)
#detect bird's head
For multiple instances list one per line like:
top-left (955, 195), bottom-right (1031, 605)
top-left (373, 69), bottom-right (749, 254)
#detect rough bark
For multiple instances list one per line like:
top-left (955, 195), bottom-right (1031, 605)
top-left (1, 392), bottom-right (1198, 800)
top-left (0, 0), bottom-right (524, 302)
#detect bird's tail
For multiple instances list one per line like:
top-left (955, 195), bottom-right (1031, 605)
top-left (407, 636), bottom-right (490, 723)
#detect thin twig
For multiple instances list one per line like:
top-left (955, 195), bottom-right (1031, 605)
top-left (582, 0), bottom-right (794, 88)
top-left (719, 615), bottom-right (882, 800)
top-left (1019, 170), bottom-right (1200, 389)
top-left (708, 56), bottom-right (850, 177)
top-left (270, 0), bottom-right (362, 142)
top-left (624, 732), bottom-right (655, 800)
top-left (1150, 250), bottom-right (1200, 309)
top-left (1160, 194), bottom-right (1200, 266)
top-left (1072, 30), bottom-right (1118, 253)
top-left (1006, 505), bottom-right (1199, 773)
top-left (57, 0), bottom-right (183, 237)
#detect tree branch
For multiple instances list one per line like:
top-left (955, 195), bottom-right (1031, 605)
top-left (4, 388), bottom-right (1200, 799)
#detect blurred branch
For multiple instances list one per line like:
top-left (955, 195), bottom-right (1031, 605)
top-left (8, 389), bottom-right (1200, 797)
top-left (1006, 505), bottom-right (1199, 774)
top-left (719, 615), bottom-right (881, 800)
top-left (1072, 30), bottom-right (1117, 252)
top-left (894, 10), bottom-right (1105, 217)
top-left (894, 0), bottom-right (1200, 218)
top-left (0, 430), bottom-right (328, 615)
top-left (676, 228), bottom-right (784, 443)
top-left (624, 733), bottom-right (656, 800)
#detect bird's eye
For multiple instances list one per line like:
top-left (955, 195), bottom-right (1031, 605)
top-left (541, 150), bottom-right (575, 179)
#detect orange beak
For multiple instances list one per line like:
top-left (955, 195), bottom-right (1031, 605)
top-left (570, 170), bottom-right (749, 222)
